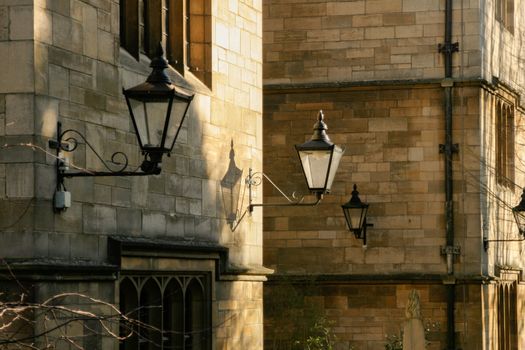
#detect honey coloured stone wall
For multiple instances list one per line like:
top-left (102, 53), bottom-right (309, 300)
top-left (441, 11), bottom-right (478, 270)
top-left (263, 0), bottom-right (481, 84)
top-left (264, 281), bottom-right (483, 350)
top-left (263, 84), bottom-right (482, 276)
top-left (216, 280), bottom-right (264, 349)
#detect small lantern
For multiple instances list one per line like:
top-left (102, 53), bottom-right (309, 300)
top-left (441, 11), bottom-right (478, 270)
top-left (342, 184), bottom-right (369, 243)
top-left (512, 188), bottom-right (525, 235)
top-left (123, 44), bottom-right (193, 161)
top-left (295, 111), bottom-right (344, 195)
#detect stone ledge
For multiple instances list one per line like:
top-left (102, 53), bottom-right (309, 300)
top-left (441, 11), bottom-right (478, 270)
top-left (0, 257), bottom-right (118, 281)
top-left (266, 273), bottom-right (496, 285)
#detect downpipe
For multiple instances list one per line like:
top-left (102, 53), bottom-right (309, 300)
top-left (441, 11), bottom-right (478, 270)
top-left (438, 0), bottom-right (460, 348)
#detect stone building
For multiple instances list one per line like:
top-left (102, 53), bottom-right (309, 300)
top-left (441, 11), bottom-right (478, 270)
top-left (0, 0), bottom-right (266, 349)
top-left (263, 0), bottom-right (525, 349)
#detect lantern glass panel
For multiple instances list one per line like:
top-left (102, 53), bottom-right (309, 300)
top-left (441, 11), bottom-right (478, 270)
top-left (165, 97), bottom-right (191, 151)
top-left (129, 97), bottom-right (171, 150)
top-left (343, 206), bottom-right (367, 232)
top-left (325, 146), bottom-right (344, 192)
top-left (298, 149), bottom-right (332, 190)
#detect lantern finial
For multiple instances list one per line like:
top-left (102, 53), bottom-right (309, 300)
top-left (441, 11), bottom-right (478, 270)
top-left (147, 42), bottom-right (171, 84)
top-left (310, 110), bottom-right (331, 143)
top-left (349, 184), bottom-right (363, 205)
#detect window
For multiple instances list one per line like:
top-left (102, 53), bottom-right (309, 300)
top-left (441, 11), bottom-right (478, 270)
top-left (120, 0), bottom-right (212, 87)
top-left (495, 99), bottom-right (515, 188)
top-left (119, 274), bottom-right (211, 350)
top-left (185, 0), bottom-right (212, 86)
top-left (497, 282), bottom-right (518, 349)
top-left (495, 0), bottom-right (514, 33)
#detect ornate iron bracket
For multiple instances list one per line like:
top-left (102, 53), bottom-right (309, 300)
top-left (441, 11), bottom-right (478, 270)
top-left (246, 168), bottom-right (323, 213)
top-left (49, 122), bottom-right (162, 192)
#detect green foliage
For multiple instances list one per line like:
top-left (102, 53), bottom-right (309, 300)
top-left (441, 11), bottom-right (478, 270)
top-left (384, 333), bottom-right (403, 350)
top-left (295, 317), bottom-right (333, 350)
top-left (265, 280), bottom-right (337, 350)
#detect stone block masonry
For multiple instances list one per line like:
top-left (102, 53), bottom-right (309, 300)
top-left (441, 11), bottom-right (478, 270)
top-left (263, 0), bottom-right (481, 84)
top-left (263, 84), bottom-right (481, 276)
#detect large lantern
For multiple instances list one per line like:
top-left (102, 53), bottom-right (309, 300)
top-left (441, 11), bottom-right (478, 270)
top-left (295, 110), bottom-right (344, 195)
top-left (123, 44), bottom-right (193, 163)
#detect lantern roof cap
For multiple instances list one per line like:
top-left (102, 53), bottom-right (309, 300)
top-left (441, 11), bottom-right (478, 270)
top-left (123, 43), bottom-right (193, 101)
top-left (296, 110), bottom-right (337, 150)
top-left (342, 184), bottom-right (369, 209)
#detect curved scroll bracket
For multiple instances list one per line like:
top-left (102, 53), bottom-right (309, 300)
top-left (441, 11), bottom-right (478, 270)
top-left (49, 122), bottom-right (163, 212)
top-left (229, 168), bottom-right (323, 231)
top-left (246, 168), bottom-right (323, 213)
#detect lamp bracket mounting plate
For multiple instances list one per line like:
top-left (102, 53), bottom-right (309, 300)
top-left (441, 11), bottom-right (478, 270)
top-left (439, 143), bottom-right (459, 155)
top-left (438, 42), bottom-right (459, 55)
top-left (440, 245), bottom-right (461, 256)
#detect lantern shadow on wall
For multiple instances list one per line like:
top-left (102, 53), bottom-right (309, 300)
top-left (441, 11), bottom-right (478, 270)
top-left (220, 140), bottom-right (244, 230)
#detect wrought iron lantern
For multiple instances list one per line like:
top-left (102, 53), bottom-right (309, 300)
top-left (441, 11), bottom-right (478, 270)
top-left (341, 184), bottom-right (371, 245)
top-left (241, 111), bottom-right (345, 222)
top-left (123, 44), bottom-right (193, 172)
top-left (49, 43), bottom-right (193, 211)
top-left (295, 110), bottom-right (345, 195)
top-left (512, 188), bottom-right (525, 235)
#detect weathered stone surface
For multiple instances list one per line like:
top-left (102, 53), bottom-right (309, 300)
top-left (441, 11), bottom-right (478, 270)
top-left (34, 6), bottom-right (52, 44)
top-left (0, 42), bottom-right (34, 93)
top-left (48, 64), bottom-right (70, 100)
top-left (116, 207), bottom-right (142, 235)
top-left (9, 5), bottom-right (33, 40)
top-left (95, 61), bottom-right (118, 95)
top-left (82, 3), bottom-right (98, 58)
top-left (5, 94), bottom-right (34, 135)
top-left (142, 212), bottom-right (166, 235)
top-left (6, 163), bottom-right (34, 198)
top-left (0, 7), bottom-right (7, 40)
top-left (83, 204), bottom-right (116, 234)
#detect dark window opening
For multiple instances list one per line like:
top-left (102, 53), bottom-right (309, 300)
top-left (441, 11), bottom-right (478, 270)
top-left (120, 0), bottom-right (212, 87)
top-left (495, 99), bottom-right (515, 189)
top-left (495, 0), bottom-right (514, 33)
top-left (119, 275), bottom-right (211, 350)
top-left (497, 282), bottom-right (518, 350)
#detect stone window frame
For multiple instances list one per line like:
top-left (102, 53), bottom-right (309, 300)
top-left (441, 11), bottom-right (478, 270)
top-left (495, 0), bottom-right (514, 33)
top-left (497, 280), bottom-right (518, 349)
top-left (495, 98), bottom-right (515, 189)
top-left (119, 273), bottom-right (212, 350)
top-left (108, 236), bottom-right (228, 350)
top-left (120, 0), bottom-right (212, 88)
